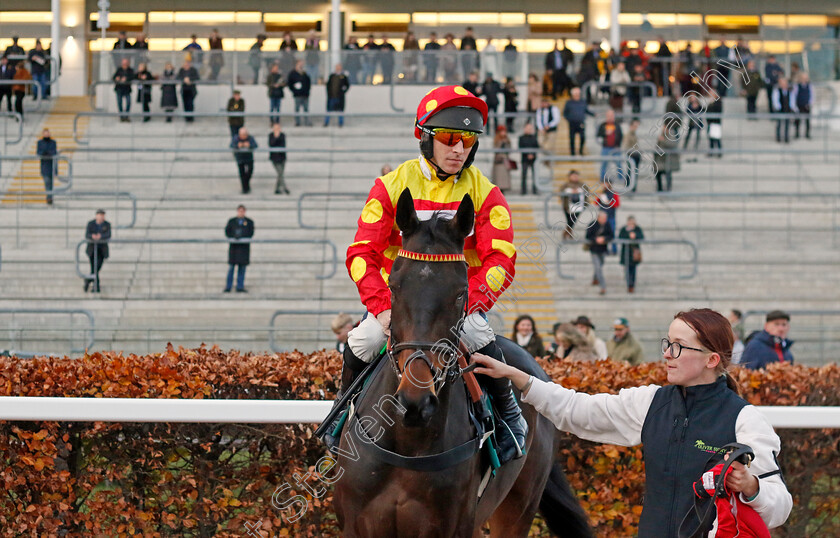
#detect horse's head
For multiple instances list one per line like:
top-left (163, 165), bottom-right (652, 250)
top-left (389, 188), bottom-right (474, 427)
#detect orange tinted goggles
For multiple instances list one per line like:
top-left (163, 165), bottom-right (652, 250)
top-left (431, 128), bottom-right (479, 148)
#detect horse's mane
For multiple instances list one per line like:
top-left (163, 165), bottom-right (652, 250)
top-left (414, 211), bottom-right (462, 253)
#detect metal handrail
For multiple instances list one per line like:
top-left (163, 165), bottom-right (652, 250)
top-left (0, 308), bottom-right (95, 353)
top-left (580, 80), bottom-right (658, 114)
top-left (5, 54), bottom-right (60, 85)
top-left (88, 79), bottom-right (235, 111)
top-left (0, 112), bottom-right (23, 145)
top-left (74, 238), bottom-right (338, 281)
top-left (554, 238), bottom-right (698, 280)
top-left (268, 308), bottom-right (505, 353)
top-left (297, 192), bottom-right (367, 229)
top-left (0, 154), bottom-right (72, 189)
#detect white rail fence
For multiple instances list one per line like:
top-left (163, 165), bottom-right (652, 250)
top-left (0, 397), bottom-right (838, 429)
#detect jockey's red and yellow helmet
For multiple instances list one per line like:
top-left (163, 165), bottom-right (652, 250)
top-left (414, 85), bottom-right (489, 139)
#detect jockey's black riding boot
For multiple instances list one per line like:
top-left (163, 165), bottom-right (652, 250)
top-left (322, 346), bottom-right (368, 453)
top-left (476, 340), bottom-right (528, 464)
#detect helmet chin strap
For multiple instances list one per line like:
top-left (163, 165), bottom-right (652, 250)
top-left (427, 158), bottom-right (459, 181)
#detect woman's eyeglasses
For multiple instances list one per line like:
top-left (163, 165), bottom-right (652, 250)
top-left (429, 128), bottom-right (479, 148)
top-left (661, 338), bottom-right (706, 358)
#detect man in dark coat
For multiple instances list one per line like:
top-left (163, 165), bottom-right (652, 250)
top-left (482, 74), bottom-right (502, 131)
top-left (176, 60), bottom-right (200, 122)
top-left (230, 127), bottom-right (258, 194)
top-left (36, 128), bottom-right (57, 205)
top-left (224, 205), bottom-right (254, 293)
top-left (112, 31), bottom-right (133, 68)
top-left (545, 39), bottom-right (574, 98)
top-left (325, 63), bottom-right (350, 127)
top-left (517, 122), bottom-right (539, 195)
top-left (226, 90), bottom-right (245, 138)
top-left (4, 36), bottom-right (25, 58)
top-left (287, 60), bottom-right (311, 126)
top-left (85, 209), bottom-right (111, 293)
top-left (0, 56), bottom-right (15, 112)
top-left (423, 32), bottom-right (441, 83)
top-left (112, 58), bottom-right (134, 122)
top-left (586, 211), bottom-right (613, 295)
top-left (741, 311), bottom-right (795, 370)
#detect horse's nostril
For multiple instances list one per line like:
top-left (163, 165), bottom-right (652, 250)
top-left (419, 394), bottom-right (438, 423)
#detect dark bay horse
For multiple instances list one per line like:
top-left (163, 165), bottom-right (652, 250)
top-left (333, 189), bottom-right (591, 537)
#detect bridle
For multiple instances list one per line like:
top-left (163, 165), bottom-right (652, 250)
top-left (387, 248), bottom-right (472, 393)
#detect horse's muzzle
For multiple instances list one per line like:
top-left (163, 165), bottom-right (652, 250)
top-left (397, 392), bottom-right (438, 427)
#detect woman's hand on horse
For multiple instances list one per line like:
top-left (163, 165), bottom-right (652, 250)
top-left (471, 353), bottom-right (532, 393)
top-left (376, 309), bottom-right (392, 337)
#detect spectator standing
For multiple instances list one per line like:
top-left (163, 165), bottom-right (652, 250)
top-left (536, 97), bottom-right (560, 157)
top-left (622, 118), bottom-right (641, 191)
top-left (226, 90), bottom-right (245, 138)
top-left (332, 313), bottom-right (355, 353)
top-left (11, 61), bottom-right (30, 120)
top-left (654, 37), bottom-right (673, 94)
top-left (36, 128), bottom-right (57, 205)
top-left (160, 63), bottom-right (178, 123)
top-left (343, 37), bottom-right (362, 84)
top-left (133, 33), bottom-right (149, 68)
top-left (629, 63), bottom-right (647, 113)
top-left (28, 40), bottom-right (48, 100)
top-left (177, 61), bottom-right (199, 122)
top-left (728, 309), bottom-right (745, 365)
top-left (112, 31), bottom-right (133, 69)
top-left (482, 37), bottom-right (498, 81)
top-left (208, 29), bottom-right (224, 81)
top-left (764, 56), bottom-right (784, 113)
top-left (502, 77), bottom-right (518, 132)
top-left (402, 31), bottom-right (420, 82)
top-left (378, 36), bottom-right (396, 84)
top-left (440, 34), bottom-right (458, 82)
top-left (606, 61), bottom-right (630, 110)
top-left (682, 94), bottom-right (705, 155)
top-left (512, 315), bottom-right (546, 358)
top-left (460, 27), bottom-right (479, 79)
top-left (182, 35), bottom-right (203, 68)
top-left (84, 209), bottom-right (111, 293)
top-left (559, 170), bottom-right (586, 238)
top-left (279, 32), bottom-right (298, 78)
top-left (462, 71), bottom-right (481, 97)
top-left (654, 125), bottom-right (679, 191)
top-left (594, 181), bottom-right (620, 254)
top-left (606, 317), bottom-right (644, 364)
top-left (325, 63), bottom-right (350, 127)
top-left (527, 73), bottom-right (541, 112)
top-left (224, 205), bottom-right (254, 293)
top-left (287, 60), bottom-right (312, 126)
top-left (135, 62), bottom-right (153, 122)
top-left (4, 36), bottom-right (24, 58)
top-left (742, 60), bottom-right (763, 117)
top-left (112, 58), bottom-right (134, 122)
top-left (545, 40), bottom-right (572, 99)
top-left (572, 315), bottom-right (608, 360)
top-left (0, 56), bottom-right (14, 111)
top-left (491, 125), bottom-right (513, 193)
top-left (707, 96), bottom-right (723, 158)
top-left (793, 72), bottom-right (814, 139)
top-left (563, 86), bottom-right (594, 156)
top-left (269, 122), bottom-right (288, 194)
top-left (360, 35), bottom-right (379, 84)
top-left (423, 32), bottom-right (441, 82)
top-left (596, 109), bottom-right (623, 181)
top-left (266, 63), bottom-right (285, 125)
top-left (249, 34), bottom-right (266, 85)
top-left (618, 215), bottom-right (644, 293)
top-left (741, 311), bottom-right (794, 370)
top-left (230, 127), bottom-right (258, 194)
top-left (304, 30), bottom-right (321, 84)
top-left (586, 211), bottom-right (613, 295)
top-left (771, 77), bottom-right (795, 144)
top-left (502, 37), bottom-right (517, 80)
top-left (518, 122), bottom-right (539, 195)
top-left (482, 73), bottom-right (502, 131)
top-left (577, 43), bottom-right (600, 103)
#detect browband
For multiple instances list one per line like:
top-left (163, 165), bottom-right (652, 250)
top-left (397, 249), bottom-right (466, 263)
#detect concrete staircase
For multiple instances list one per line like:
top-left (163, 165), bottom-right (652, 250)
top-left (1, 96), bottom-right (838, 364)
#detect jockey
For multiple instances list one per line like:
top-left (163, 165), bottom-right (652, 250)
top-left (325, 85), bottom-right (527, 464)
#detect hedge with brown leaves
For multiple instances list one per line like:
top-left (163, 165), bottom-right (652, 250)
top-left (1, 347), bottom-right (837, 537)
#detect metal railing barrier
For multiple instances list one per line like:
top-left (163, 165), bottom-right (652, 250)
top-left (0, 308), bottom-right (95, 354)
top-left (554, 238), bottom-right (699, 280)
top-left (0, 111), bottom-right (23, 145)
top-left (88, 79), bottom-right (235, 112)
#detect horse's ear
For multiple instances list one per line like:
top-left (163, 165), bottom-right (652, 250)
top-left (395, 188), bottom-right (420, 237)
top-left (450, 194), bottom-right (475, 241)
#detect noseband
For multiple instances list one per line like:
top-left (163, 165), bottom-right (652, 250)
top-left (387, 249), bottom-right (469, 392)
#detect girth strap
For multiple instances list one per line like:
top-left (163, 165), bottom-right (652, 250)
top-left (351, 413), bottom-right (482, 472)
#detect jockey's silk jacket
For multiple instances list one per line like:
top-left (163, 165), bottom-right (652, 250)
top-left (346, 157), bottom-right (516, 316)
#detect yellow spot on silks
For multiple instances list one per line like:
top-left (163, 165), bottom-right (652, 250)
top-left (350, 257), bottom-right (367, 282)
top-left (491, 239), bottom-right (516, 258)
top-left (349, 240), bottom-right (370, 248)
top-left (453, 86), bottom-right (469, 95)
top-left (360, 199), bottom-right (384, 224)
top-left (426, 99), bottom-right (438, 112)
top-left (380, 268), bottom-right (390, 284)
top-left (489, 205), bottom-right (511, 230)
top-left (486, 266), bottom-right (508, 292)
